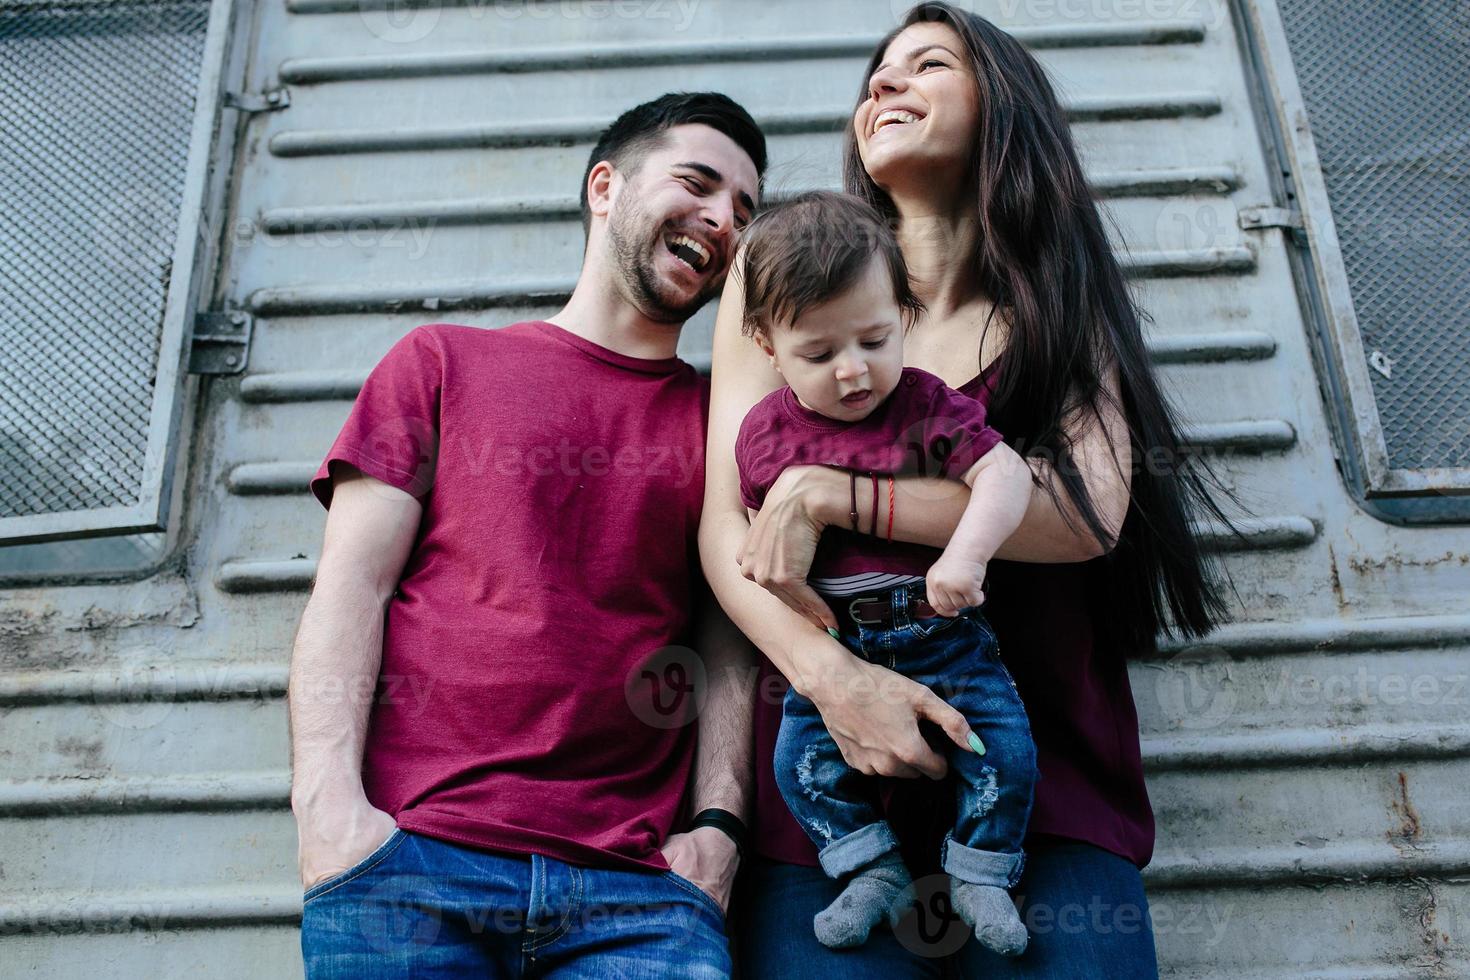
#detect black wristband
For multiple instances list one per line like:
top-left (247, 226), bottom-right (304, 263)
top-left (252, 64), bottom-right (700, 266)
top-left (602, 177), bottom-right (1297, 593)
top-left (690, 808), bottom-right (747, 859)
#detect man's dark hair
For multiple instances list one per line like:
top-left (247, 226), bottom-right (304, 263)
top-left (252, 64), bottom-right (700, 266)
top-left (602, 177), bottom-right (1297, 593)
top-left (580, 92), bottom-right (767, 233)
top-left (739, 191), bottom-right (924, 337)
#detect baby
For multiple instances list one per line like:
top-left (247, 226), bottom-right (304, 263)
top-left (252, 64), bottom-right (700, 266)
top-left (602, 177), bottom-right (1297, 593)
top-left (734, 192), bottom-right (1037, 956)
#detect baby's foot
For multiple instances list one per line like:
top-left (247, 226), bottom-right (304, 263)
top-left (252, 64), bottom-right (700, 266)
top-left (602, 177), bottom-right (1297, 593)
top-left (813, 852), bottom-right (914, 949)
top-left (949, 876), bottom-right (1028, 956)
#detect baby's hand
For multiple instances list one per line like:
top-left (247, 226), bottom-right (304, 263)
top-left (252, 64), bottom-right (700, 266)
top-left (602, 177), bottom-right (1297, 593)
top-left (926, 554), bottom-right (987, 618)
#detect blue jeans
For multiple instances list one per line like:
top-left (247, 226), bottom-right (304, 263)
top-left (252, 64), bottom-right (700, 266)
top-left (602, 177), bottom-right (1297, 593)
top-left (773, 593), bottom-right (1036, 888)
top-left (733, 840), bottom-right (1160, 979)
top-left (301, 828), bottom-right (730, 978)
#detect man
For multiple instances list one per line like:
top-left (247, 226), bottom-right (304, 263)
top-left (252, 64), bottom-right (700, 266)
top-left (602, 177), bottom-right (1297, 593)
top-left (289, 93), bottom-right (765, 977)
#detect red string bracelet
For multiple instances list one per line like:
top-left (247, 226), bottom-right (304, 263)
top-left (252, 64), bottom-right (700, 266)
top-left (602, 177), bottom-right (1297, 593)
top-left (886, 475), bottom-right (895, 542)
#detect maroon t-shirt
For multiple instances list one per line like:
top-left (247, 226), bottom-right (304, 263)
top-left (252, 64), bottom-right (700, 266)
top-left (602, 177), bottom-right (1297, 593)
top-left (735, 367), bottom-right (1004, 581)
top-left (310, 321), bottom-right (708, 871)
top-left (748, 361), bottom-right (1156, 870)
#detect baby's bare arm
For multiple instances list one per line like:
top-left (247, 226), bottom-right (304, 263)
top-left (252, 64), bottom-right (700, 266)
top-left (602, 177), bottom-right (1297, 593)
top-left (925, 443), bottom-right (1032, 616)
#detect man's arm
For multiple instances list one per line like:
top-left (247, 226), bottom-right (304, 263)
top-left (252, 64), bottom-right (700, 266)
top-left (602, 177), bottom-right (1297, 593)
top-left (688, 582), bottom-right (757, 819)
top-left (659, 582), bottom-right (758, 912)
top-left (289, 466), bottom-right (422, 888)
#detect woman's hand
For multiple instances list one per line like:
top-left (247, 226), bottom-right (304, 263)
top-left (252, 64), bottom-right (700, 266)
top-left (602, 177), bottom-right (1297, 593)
top-left (737, 465), bottom-right (842, 633)
top-left (805, 653), bottom-right (978, 779)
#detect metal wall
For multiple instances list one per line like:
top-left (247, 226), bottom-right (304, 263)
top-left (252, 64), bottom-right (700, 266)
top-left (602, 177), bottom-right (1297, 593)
top-left (1, 0), bottom-right (1467, 975)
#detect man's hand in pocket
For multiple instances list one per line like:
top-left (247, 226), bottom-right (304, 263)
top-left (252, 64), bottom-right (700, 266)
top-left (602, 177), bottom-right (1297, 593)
top-left (295, 796), bottom-right (398, 890)
top-left (660, 826), bottom-right (739, 914)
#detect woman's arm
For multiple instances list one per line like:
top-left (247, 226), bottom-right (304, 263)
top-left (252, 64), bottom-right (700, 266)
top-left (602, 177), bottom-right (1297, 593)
top-left (700, 258), bottom-right (976, 779)
top-left (741, 362), bottom-right (1133, 587)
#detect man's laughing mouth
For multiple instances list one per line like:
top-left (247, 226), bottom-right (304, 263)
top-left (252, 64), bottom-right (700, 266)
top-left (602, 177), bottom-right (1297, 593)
top-left (666, 233), bottom-right (712, 273)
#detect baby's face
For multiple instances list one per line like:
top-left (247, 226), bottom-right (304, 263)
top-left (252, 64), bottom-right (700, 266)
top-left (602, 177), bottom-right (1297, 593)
top-left (759, 256), bottom-right (906, 422)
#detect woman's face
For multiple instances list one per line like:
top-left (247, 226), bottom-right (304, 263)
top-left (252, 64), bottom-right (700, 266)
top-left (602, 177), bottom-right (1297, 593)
top-left (853, 22), bottom-right (981, 192)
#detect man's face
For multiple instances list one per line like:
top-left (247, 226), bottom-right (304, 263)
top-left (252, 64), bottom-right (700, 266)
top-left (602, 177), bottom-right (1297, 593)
top-left (603, 124), bottom-right (760, 323)
top-left (760, 255), bottom-right (907, 423)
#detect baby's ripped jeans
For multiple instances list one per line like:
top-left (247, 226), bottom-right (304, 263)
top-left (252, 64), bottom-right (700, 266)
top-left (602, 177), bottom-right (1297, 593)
top-left (773, 582), bottom-right (1037, 889)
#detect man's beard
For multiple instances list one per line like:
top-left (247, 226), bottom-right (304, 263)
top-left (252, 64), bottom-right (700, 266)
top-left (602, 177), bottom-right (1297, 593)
top-left (607, 194), bottom-right (722, 324)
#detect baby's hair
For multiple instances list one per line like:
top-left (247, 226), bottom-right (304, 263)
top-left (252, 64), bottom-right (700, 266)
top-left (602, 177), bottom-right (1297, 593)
top-left (738, 191), bottom-right (924, 338)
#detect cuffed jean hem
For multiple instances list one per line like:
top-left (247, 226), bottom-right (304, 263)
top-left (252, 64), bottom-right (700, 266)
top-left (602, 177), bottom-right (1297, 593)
top-left (941, 831), bottom-right (1024, 889)
top-left (817, 821), bottom-right (901, 878)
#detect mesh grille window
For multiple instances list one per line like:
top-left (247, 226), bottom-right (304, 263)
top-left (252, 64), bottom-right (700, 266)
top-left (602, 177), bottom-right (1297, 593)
top-left (0, 0), bottom-right (219, 544)
top-left (1274, 0), bottom-right (1470, 473)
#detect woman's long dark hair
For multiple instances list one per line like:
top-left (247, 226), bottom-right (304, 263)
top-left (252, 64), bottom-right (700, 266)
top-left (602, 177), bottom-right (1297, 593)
top-left (845, 2), bottom-right (1236, 650)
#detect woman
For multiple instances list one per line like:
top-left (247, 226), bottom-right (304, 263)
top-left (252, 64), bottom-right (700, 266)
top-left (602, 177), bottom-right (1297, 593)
top-left (700, 3), bottom-right (1230, 977)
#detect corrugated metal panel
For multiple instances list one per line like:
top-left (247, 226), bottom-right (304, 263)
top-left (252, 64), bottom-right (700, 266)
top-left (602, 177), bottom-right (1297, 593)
top-left (1, 1), bottom-right (1467, 976)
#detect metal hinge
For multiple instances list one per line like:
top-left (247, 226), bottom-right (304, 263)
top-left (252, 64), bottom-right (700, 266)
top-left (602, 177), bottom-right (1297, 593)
top-left (1239, 206), bottom-right (1307, 245)
top-left (189, 310), bottom-right (253, 375)
top-left (223, 87), bottom-right (290, 113)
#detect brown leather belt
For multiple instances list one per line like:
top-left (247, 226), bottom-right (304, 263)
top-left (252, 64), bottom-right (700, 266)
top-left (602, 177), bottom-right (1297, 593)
top-left (842, 592), bottom-right (941, 627)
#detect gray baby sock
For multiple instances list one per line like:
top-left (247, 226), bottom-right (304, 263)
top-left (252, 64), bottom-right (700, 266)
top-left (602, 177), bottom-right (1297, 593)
top-left (949, 875), bottom-right (1028, 956)
top-left (813, 852), bottom-right (915, 949)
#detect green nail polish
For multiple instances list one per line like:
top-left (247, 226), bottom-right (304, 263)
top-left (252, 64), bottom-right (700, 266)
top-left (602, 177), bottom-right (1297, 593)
top-left (827, 627), bottom-right (841, 639)
top-left (968, 732), bottom-right (987, 755)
